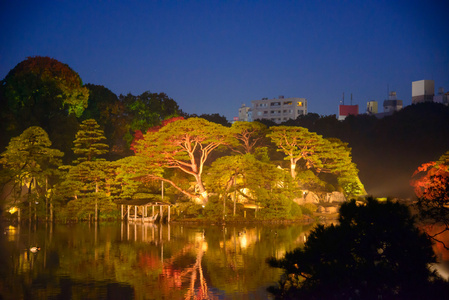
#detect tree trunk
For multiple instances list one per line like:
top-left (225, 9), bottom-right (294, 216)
top-left (28, 179), bottom-right (32, 223)
top-left (223, 194), bottom-right (226, 221)
top-left (95, 182), bottom-right (98, 221)
top-left (50, 202), bottom-right (53, 222)
top-left (233, 175), bottom-right (236, 216)
top-left (195, 175), bottom-right (208, 203)
top-left (291, 162), bottom-right (296, 179)
top-left (45, 177), bottom-right (48, 222)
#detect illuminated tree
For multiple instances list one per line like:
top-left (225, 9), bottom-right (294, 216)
top-left (268, 127), bottom-right (365, 197)
top-left (411, 151), bottom-right (449, 247)
top-left (109, 155), bottom-right (164, 201)
top-left (241, 155), bottom-right (295, 219)
top-left (130, 116), bottom-right (184, 152)
top-left (268, 198), bottom-right (443, 299)
top-left (58, 120), bottom-right (112, 220)
top-left (72, 119), bottom-right (109, 163)
top-left (230, 121), bottom-right (267, 154)
top-left (267, 126), bottom-right (324, 179)
top-left (133, 117), bottom-right (231, 203)
top-left (0, 127), bottom-right (63, 221)
top-left (411, 151), bottom-right (449, 201)
top-left (319, 138), bottom-right (366, 197)
top-left (61, 160), bottom-right (117, 220)
top-left (205, 152), bottom-right (299, 219)
top-left (204, 155), bottom-right (243, 218)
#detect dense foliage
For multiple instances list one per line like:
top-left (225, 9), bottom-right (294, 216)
top-left (267, 198), bottom-right (448, 299)
top-left (0, 56), bottom-right (89, 161)
top-left (0, 126), bottom-right (64, 221)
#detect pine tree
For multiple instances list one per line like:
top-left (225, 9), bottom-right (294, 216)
top-left (0, 126), bottom-right (63, 221)
top-left (58, 119), bottom-right (112, 220)
top-left (72, 119), bottom-right (109, 163)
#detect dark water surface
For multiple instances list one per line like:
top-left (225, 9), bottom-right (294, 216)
top-left (0, 222), bottom-right (314, 299)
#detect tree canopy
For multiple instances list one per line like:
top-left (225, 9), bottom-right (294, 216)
top-left (230, 121), bottom-right (267, 154)
top-left (133, 117), bottom-right (232, 203)
top-left (72, 119), bottom-right (109, 163)
top-left (0, 127), bottom-right (64, 219)
top-left (1, 56), bottom-right (89, 122)
top-left (0, 127), bottom-right (64, 183)
top-left (0, 56), bottom-right (90, 163)
top-left (267, 126), bottom-right (324, 179)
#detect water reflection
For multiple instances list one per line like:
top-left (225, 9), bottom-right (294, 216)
top-left (0, 222), bottom-right (314, 299)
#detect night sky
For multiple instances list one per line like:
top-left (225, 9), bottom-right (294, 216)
top-left (1, 0), bottom-right (448, 121)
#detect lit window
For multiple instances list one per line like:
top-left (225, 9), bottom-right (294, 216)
top-left (297, 102), bottom-right (303, 106)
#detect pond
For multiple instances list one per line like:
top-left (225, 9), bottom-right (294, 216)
top-left (0, 221), bottom-right (315, 299)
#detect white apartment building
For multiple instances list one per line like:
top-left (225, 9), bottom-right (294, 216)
top-left (251, 96), bottom-right (307, 124)
top-left (412, 80), bottom-right (434, 104)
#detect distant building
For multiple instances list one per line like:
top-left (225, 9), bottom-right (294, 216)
top-left (238, 104), bottom-right (251, 122)
top-left (250, 96), bottom-right (307, 124)
top-left (338, 105), bottom-right (358, 120)
top-left (366, 101), bottom-right (378, 114)
top-left (412, 80), bottom-right (434, 104)
top-left (383, 91), bottom-right (403, 113)
top-left (366, 91), bottom-right (403, 119)
top-left (434, 87), bottom-right (449, 106)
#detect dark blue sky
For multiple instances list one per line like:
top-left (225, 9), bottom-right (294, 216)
top-left (1, 0), bottom-right (448, 120)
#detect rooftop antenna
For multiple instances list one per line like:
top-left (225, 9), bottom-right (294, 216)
top-left (342, 92), bottom-right (345, 105)
top-left (350, 93), bottom-right (353, 105)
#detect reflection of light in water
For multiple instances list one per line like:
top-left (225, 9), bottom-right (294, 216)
top-left (194, 232), bottom-right (208, 252)
top-left (8, 225), bottom-right (17, 233)
top-left (7, 225), bottom-right (17, 242)
top-left (239, 235), bottom-right (247, 249)
top-left (195, 232), bottom-right (204, 242)
top-left (202, 242), bottom-right (208, 252)
top-left (275, 247), bottom-right (287, 259)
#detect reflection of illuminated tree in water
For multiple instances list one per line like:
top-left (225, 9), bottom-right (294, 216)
top-left (159, 234), bottom-right (217, 299)
top-left (183, 239), bottom-right (211, 300)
